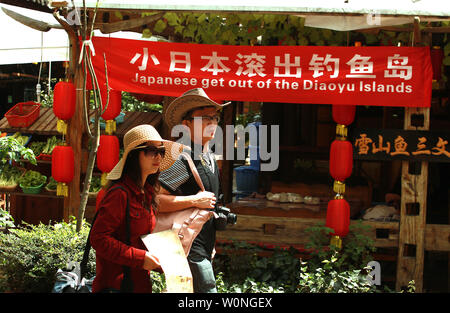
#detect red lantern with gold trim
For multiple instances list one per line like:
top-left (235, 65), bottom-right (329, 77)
top-left (325, 198), bottom-right (350, 248)
top-left (97, 135), bottom-right (120, 185)
top-left (329, 139), bottom-right (353, 182)
top-left (51, 145), bottom-right (74, 197)
top-left (53, 81), bottom-right (76, 135)
top-left (332, 104), bottom-right (355, 126)
top-left (100, 88), bottom-right (122, 134)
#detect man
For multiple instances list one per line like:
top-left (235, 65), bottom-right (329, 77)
top-left (157, 88), bottom-right (230, 293)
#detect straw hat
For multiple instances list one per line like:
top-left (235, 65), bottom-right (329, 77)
top-left (107, 124), bottom-right (186, 180)
top-left (164, 88), bottom-right (231, 130)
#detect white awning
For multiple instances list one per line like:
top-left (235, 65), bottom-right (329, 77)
top-left (0, 4), bottom-right (69, 65)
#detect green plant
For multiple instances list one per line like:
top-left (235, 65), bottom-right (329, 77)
top-left (18, 170), bottom-right (46, 188)
top-left (0, 217), bottom-right (96, 292)
top-left (0, 135), bottom-right (36, 165)
top-left (216, 272), bottom-right (284, 293)
top-left (0, 209), bottom-right (14, 228)
top-left (150, 271), bottom-right (167, 293)
top-left (304, 220), bottom-right (376, 272)
top-left (297, 251), bottom-right (376, 293)
top-left (214, 242), bottom-right (300, 292)
top-left (88, 175), bottom-right (102, 193)
top-left (0, 164), bottom-right (24, 187)
top-left (46, 176), bottom-right (58, 191)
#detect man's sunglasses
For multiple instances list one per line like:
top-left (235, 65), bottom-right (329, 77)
top-left (135, 144), bottom-right (166, 158)
top-left (186, 115), bottom-right (220, 123)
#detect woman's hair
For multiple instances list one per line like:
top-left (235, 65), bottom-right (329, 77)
top-left (104, 148), bottom-right (160, 211)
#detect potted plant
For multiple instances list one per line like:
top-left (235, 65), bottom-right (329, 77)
top-left (18, 170), bottom-right (47, 194)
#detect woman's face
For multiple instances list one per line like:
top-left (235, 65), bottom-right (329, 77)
top-left (138, 141), bottom-right (164, 176)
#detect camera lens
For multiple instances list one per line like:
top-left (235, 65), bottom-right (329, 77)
top-left (227, 213), bottom-right (237, 225)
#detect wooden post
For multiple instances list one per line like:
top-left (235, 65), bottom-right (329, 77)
top-left (395, 16), bottom-right (430, 293)
top-left (63, 31), bottom-right (83, 222)
top-left (395, 109), bottom-right (430, 292)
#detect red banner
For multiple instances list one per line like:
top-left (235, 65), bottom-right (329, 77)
top-left (89, 37), bottom-right (432, 107)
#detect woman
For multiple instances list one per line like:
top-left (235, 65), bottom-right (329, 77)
top-left (90, 124), bottom-right (180, 293)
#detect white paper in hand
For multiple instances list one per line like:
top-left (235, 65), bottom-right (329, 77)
top-left (141, 230), bottom-right (193, 293)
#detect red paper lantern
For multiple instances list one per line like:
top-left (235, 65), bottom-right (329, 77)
top-left (100, 88), bottom-right (122, 121)
top-left (325, 198), bottom-right (350, 238)
top-left (97, 135), bottom-right (120, 173)
top-left (329, 140), bottom-right (353, 182)
top-left (332, 104), bottom-right (355, 126)
top-left (51, 145), bottom-right (74, 196)
top-left (430, 46), bottom-right (444, 81)
top-left (53, 81), bottom-right (76, 120)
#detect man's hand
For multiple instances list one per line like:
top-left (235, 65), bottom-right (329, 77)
top-left (192, 191), bottom-right (216, 209)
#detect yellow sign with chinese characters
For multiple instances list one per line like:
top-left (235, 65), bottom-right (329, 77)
top-left (351, 129), bottom-right (450, 162)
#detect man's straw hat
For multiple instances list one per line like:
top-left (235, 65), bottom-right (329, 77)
top-left (164, 88), bottom-right (231, 130)
top-left (107, 124), bottom-right (185, 180)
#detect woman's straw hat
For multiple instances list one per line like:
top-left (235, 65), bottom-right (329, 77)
top-left (164, 88), bottom-right (231, 130)
top-left (107, 124), bottom-right (185, 180)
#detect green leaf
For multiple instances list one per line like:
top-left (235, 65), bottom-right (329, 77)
top-left (153, 19), bottom-right (167, 33)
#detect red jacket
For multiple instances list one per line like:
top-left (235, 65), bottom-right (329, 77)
top-left (90, 175), bottom-right (156, 293)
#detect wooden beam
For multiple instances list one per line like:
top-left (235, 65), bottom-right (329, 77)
top-left (216, 214), bottom-right (450, 251)
top-left (97, 12), bottom-right (164, 34)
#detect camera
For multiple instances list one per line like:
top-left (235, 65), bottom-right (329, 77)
top-left (214, 195), bottom-right (237, 231)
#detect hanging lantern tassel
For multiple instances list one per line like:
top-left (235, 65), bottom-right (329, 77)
top-left (333, 180), bottom-right (346, 194)
top-left (336, 124), bottom-right (347, 139)
top-left (56, 182), bottom-right (69, 197)
top-left (57, 120), bottom-right (68, 135)
top-left (101, 172), bottom-right (109, 186)
top-left (330, 236), bottom-right (342, 250)
top-left (105, 120), bottom-right (117, 135)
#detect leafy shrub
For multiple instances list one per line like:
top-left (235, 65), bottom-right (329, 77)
top-left (297, 252), bottom-right (376, 293)
top-left (0, 209), bottom-right (14, 228)
top-left (0, 217), bottom-right (95, 292)
top-left (304, 220), bottom-right (376, 272)
top-left (214, 242), bottom-right (300, 292)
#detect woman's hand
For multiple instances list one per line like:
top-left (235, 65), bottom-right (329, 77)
top-left (142, 252), bottom-right (160, 271)
top-left (192, 191), bottom-right (216, 209)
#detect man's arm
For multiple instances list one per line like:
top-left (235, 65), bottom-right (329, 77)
top-left (156, 186), bottom-right (216, 212)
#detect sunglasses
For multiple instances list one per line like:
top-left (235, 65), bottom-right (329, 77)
top-left (187, 115), bottom-right (220, 123)
top-left (135, 144), bottom-right (166, 158)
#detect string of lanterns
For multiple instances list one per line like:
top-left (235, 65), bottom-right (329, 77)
top-left (325, 104), bottom-right (355, 249)
top-left (50, 79), bottom-right (122, 197)
top-left (98, 85), bottom-right (121, 186)
top-left (51, 80), bottom-right (76, 197)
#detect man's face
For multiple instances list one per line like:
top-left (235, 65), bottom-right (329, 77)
top-left (182, 106), bottom-right (220, 145)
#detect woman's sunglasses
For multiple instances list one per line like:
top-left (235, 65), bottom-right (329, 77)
top-left (135, 144), bottom-right (166, 158)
